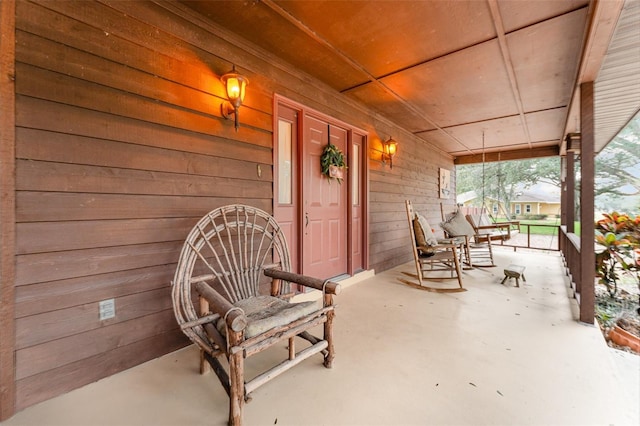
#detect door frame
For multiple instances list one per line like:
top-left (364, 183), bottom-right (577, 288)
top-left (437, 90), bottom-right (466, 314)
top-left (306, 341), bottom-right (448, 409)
top-left (273, 94), bottom-right (368, 276)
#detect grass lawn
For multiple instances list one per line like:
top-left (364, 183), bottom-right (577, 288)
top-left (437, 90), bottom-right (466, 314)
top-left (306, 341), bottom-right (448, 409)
top-left (494, 218), bottom-right (581, 235)
top-left (519, 221), bottom-right (560, 235)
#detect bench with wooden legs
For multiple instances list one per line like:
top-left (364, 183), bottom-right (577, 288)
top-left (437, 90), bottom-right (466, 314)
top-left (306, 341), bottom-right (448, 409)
top-left (502, 264), bottom-right (526, 287)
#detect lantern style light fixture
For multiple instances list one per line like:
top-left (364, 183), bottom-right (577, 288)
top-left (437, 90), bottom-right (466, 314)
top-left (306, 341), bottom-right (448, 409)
top-left (382, 137), bottom-right (398, 169)
top-left (220, 65), bottom-right (249, 131)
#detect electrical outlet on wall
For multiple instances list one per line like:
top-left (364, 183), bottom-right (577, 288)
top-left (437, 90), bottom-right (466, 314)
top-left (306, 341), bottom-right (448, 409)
top-left (99, 299), bottom-right (115, 320)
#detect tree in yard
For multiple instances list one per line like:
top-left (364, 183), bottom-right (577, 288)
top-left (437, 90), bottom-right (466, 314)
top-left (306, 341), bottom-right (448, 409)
top-left (595, 115), bottom-right (640, 200)
top-left (456, 114), bottom-right (639, 214)
top-left (456, 157), bottom-right (559, 215)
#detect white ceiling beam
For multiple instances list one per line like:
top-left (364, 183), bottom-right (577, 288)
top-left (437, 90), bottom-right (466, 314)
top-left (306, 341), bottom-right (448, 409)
top-left (487, 0), bottom-right (533, 150)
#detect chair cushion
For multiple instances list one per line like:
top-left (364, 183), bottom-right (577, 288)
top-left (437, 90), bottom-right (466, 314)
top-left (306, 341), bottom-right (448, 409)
top-left (217, 295), bottom-right (321, 339)
top-left (440, 210), bottom-right (475, 237)
top-left (413, 213), bottom-right (438, 247)
top-left (468, 213), bottom-right (492, 227)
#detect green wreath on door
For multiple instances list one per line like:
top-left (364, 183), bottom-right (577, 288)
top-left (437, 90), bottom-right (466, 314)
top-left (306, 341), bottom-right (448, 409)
top-left (320, 143), bottom-right (346, 183)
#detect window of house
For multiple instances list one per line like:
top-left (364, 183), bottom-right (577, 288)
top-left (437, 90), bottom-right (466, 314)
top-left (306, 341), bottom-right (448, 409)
top-left (525, 204), bottom-right (531, 213)
top-left (352, 143), bottom-right (360, 205)
top-left (492, 203), bottom-right (498, 215)
top-left (515, 204), bottom-right (521, 215)
top-left (277, 120), bottom-right (292, 204)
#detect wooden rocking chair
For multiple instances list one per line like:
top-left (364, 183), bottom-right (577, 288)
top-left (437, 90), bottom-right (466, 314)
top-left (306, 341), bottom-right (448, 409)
top-left (401, 200), bottom-right (465, 292)
top-left (172, 204), bottom-right (340, 426)
top-left (440, 204), bottom-right (495, 268)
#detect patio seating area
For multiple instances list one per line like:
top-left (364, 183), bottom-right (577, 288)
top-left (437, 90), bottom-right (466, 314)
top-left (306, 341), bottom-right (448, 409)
top-left (2, 249), bottom-right (638, 426)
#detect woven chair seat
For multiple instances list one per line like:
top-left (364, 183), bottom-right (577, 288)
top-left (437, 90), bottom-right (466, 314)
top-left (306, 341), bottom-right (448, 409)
top-left (217, 296), bottom-right (321, 339)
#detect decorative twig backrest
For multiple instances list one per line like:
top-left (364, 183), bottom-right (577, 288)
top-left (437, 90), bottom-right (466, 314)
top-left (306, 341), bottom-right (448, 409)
top-left (172, 205), bottom-right (292, 347)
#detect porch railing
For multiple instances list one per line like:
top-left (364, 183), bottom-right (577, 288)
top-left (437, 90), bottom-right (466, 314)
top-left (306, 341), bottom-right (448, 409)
top-left (559, 226), bottom-right (585, 307)
top-left (495, 223), bottom-right (560, 251)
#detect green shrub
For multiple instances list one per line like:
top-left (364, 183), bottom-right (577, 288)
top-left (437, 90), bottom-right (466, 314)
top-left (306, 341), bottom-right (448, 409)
top-left (595, 212), bottom-right (640, 298)
top-left (523, 214), bottom-right (547, 220)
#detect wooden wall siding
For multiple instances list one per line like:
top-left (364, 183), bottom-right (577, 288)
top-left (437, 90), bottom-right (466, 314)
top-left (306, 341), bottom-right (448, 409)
top-left (9, 0), bottom-right (456, 412)
top-left (0, 0), bottom-right (16, 420)
top-left (367, 138), bottom-right (455, 273)
top-left (13, 0), bottom-right (277, 410)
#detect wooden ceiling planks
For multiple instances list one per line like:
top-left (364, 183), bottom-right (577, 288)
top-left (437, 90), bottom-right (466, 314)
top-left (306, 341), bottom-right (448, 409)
top-left (525, 108), bottom-right (567, 143)
top-left (380, 39), bottom-right (518, 129)
top-left (507, 8), bottom-right (588, 112)
top-left (180, 0), bottom-right (369, 90)
top-left (345, 82), bottom-right (437, 134)
top-left (497, 0), bottom-right (588, 33)
top-left (273, 0), bottom-right (497, 78)
top-left (179, 0), bottom-right (630, 159)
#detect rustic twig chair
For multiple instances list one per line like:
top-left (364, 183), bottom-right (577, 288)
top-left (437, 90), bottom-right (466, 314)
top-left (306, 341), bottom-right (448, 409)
top-left (401, 200), bottom-right (465, 292)
top-left (440, 204), bottom-right (495, 268)
top-left (172, 204), bottom-right (340, 426)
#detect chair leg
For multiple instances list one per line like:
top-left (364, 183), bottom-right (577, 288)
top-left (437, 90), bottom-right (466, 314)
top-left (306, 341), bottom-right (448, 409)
top-left (415, 260), bottom-right (424, 286)
top-left (199, 296), bottom-right (211, 374)
top-left (323, 296), bottom-right (335, 368)
top-left (452, 247), bottom-right (463, 289)
top-left (228, 350), bottom-right (244, 426)
top-left (228, 330), bottom-right (245, 426)
top-left (199, 349), bottom-right (210, 374)
top-left (465, 240), bottom-right (472, 267)
top-left (487, 239), bottom-right (495, 266)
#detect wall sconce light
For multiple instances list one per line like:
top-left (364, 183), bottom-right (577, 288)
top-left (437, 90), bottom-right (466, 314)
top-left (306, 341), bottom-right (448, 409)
top-left (220, 65), bottom-right (249, 131)
top-left (382, 137), bottom-right (398, 169)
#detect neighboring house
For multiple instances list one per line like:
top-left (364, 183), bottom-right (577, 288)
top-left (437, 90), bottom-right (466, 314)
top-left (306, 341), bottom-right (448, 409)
top-left (458, 183), bottom-right (560, 218)
top-left (510, 183), bottom-right (561, 218)
top-left (456, 190), bottom-right (508, 218)
top-left (456, 190), bottom-right (478, 207)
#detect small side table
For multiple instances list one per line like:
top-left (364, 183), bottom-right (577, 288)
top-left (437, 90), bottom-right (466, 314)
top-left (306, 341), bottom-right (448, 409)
top-left (502, 264), bottom-right (526, 287)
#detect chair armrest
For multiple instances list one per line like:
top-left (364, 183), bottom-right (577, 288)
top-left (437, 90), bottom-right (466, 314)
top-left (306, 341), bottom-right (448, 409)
top-left (264, 268), bottom-right (341, 295)
top-left (475, 223), bottom-right (510, 230)
top-left (419, 243), bottom-right (459, 253)
top-left (438, 236), bottom-right (467, 245)
top-left (194, 282), bottom-right (247, 332)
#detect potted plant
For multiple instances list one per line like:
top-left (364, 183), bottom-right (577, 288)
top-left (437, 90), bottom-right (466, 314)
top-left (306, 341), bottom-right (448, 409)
top-left (595, 212), bottom-right (639, 299)
top-left (320, 143), bottom-right (346, 183)
top-left (594, 212), bottom-right (640, 352)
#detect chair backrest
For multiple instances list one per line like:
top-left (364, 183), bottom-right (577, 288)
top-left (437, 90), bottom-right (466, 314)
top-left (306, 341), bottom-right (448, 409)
top-left (467, 213), bottom-right (493, 227)
top-left (172, 205), bottom-right (292, 344)
top-left (405, 200), bottom-right (424, 260)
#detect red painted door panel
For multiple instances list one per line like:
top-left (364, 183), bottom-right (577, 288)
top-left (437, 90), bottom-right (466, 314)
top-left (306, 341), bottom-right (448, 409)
top-left (350, 133), bottom-right (365, 272)
top-left (302, 116), bottom-right (347, 279)
top-left (273, 105), bottom-right (299, 272)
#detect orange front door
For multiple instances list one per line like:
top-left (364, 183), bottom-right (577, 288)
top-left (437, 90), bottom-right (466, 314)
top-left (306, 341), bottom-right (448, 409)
top-left (302, 116), bottom-right (348, 279)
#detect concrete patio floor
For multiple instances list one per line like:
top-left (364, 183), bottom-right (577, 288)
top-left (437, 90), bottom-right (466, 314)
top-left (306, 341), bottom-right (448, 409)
top-left (2, 249), bottom-right (639, 426)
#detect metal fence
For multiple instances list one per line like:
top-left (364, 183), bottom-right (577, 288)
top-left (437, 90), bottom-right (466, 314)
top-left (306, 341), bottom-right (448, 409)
top-left (494, 224), bottom-right (560, 251)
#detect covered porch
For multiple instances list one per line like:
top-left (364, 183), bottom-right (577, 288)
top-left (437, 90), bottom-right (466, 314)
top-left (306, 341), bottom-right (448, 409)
top-left (2, 249), bottom-right (638, 426)
top-left (1, 0), bottom-right (639, 420)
